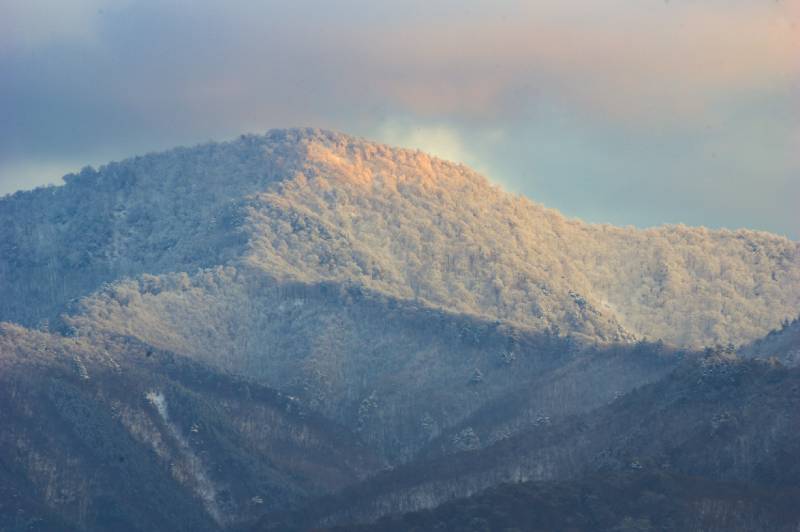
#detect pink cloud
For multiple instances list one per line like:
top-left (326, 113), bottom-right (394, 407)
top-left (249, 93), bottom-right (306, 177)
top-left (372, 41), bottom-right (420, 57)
top-left (328, 1), bottom-right (800, 122)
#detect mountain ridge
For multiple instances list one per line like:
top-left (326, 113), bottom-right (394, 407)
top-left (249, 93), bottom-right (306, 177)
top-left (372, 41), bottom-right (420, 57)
top-left (1, 128), bottom-right (797, 347)
top-left (252, 355), bottom-right (800, 529)
top-left (0, 322), bottom-right (382, 530)
top-left (2, 128), bottom-right (798, 531)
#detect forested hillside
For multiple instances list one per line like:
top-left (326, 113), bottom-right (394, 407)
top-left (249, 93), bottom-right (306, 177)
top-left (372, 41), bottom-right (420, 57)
top-left (741, 315), bottom-right (800, 366)
top-left (1, 129), bottom-right (798, 531)
top-left (253, 356), bottom-right (800, 530)
top-left (1, 129), bottom-right (798, 346)
top-left (62, 267), bottom-right (682, 462)
top-left (0, 324), bottom-right (380, 531)
top-left (331, 473), bottom-right (800, 532)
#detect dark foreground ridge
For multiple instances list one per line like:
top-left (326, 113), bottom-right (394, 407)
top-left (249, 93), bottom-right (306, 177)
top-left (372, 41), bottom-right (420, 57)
top-left (329, 472), bottom-right (800, 532)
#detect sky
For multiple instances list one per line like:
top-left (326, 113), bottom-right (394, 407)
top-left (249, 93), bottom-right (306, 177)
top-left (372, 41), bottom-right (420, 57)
top-left (1, 0), bottom-right (798, 238)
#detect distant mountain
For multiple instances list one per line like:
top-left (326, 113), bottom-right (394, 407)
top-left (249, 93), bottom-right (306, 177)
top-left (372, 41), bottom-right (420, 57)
top-left (1, 129), bottom-right (798, 346)
top-left (1, 129), bottom-right (798, 530)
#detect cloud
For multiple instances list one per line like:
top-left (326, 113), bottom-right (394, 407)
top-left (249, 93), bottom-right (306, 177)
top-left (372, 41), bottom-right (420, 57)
top-left (0, 0), bottom-right (797, 237)
top-left (373, 120), bottom-right (515, 192)
top-left (377, 122), bottom-right (470, 165)
top-left (339, 1), bottom-right (800, 122)
top-left (0, 0), bottom-right (132, 51)
top-left (7, 1), bottom-right (795, 122)
top-left (4, 1), bottom-right (796, 132)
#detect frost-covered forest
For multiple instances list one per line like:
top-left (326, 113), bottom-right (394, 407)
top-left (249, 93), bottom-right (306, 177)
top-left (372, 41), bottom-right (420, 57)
top-left (1, 129), bottom-right (798, 347)
top-left (1, 129), bottom-right (799, 531)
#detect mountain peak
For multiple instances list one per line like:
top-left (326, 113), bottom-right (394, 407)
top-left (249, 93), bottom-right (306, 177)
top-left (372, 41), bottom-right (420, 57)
top-left (1, 131), bottom-right (798, 347)
top-left (2, 128), bottom-right (800, 531)
top-left (53, 128), bottom-right (478, 195)
top-left (258, 127), bottom-right (481, 190)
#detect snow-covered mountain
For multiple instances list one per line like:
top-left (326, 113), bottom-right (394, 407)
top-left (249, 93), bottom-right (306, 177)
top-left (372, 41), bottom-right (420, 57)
top-left (1, 129), bottom-right (799, 531)
top-left (2, 129), bottom-right (798, 347)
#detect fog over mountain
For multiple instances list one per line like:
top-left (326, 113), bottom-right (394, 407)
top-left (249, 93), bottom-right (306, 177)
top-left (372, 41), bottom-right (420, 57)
top-left (1, 129), bottom-right (798, 531)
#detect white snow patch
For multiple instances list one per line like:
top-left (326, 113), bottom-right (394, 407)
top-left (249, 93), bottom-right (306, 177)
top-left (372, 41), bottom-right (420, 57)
top-left (145, 391), bottom-right (168, 420)
top-left (145, 390), bottom-right (224, 524)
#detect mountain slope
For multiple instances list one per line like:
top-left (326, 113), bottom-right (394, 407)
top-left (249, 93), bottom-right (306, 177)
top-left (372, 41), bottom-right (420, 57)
top-left (257, 355), bottom-right (800, 529)
top-left (741, 315), bottom-right (800, 366)
top-left (62, 267), bottom-right (684, 462)
top-left (331, 473), bottom-right (800, 532)
top-left (416, 340), bottom-right (683, 459)
top-left (1, 129), bottom-right (798, 346)
top-left (0, 324), bottom-right (380, 531)
top-left (1, 128), bottom-right (799, 530)
top-left (238, 131), bottom-right (800, 346)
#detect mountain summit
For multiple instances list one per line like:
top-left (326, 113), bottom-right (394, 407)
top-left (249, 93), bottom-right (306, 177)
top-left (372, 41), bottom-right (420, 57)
top-left (2, 129), bottom-right (799, 530)
top-left (2, 128), bottom-right (797, 346)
